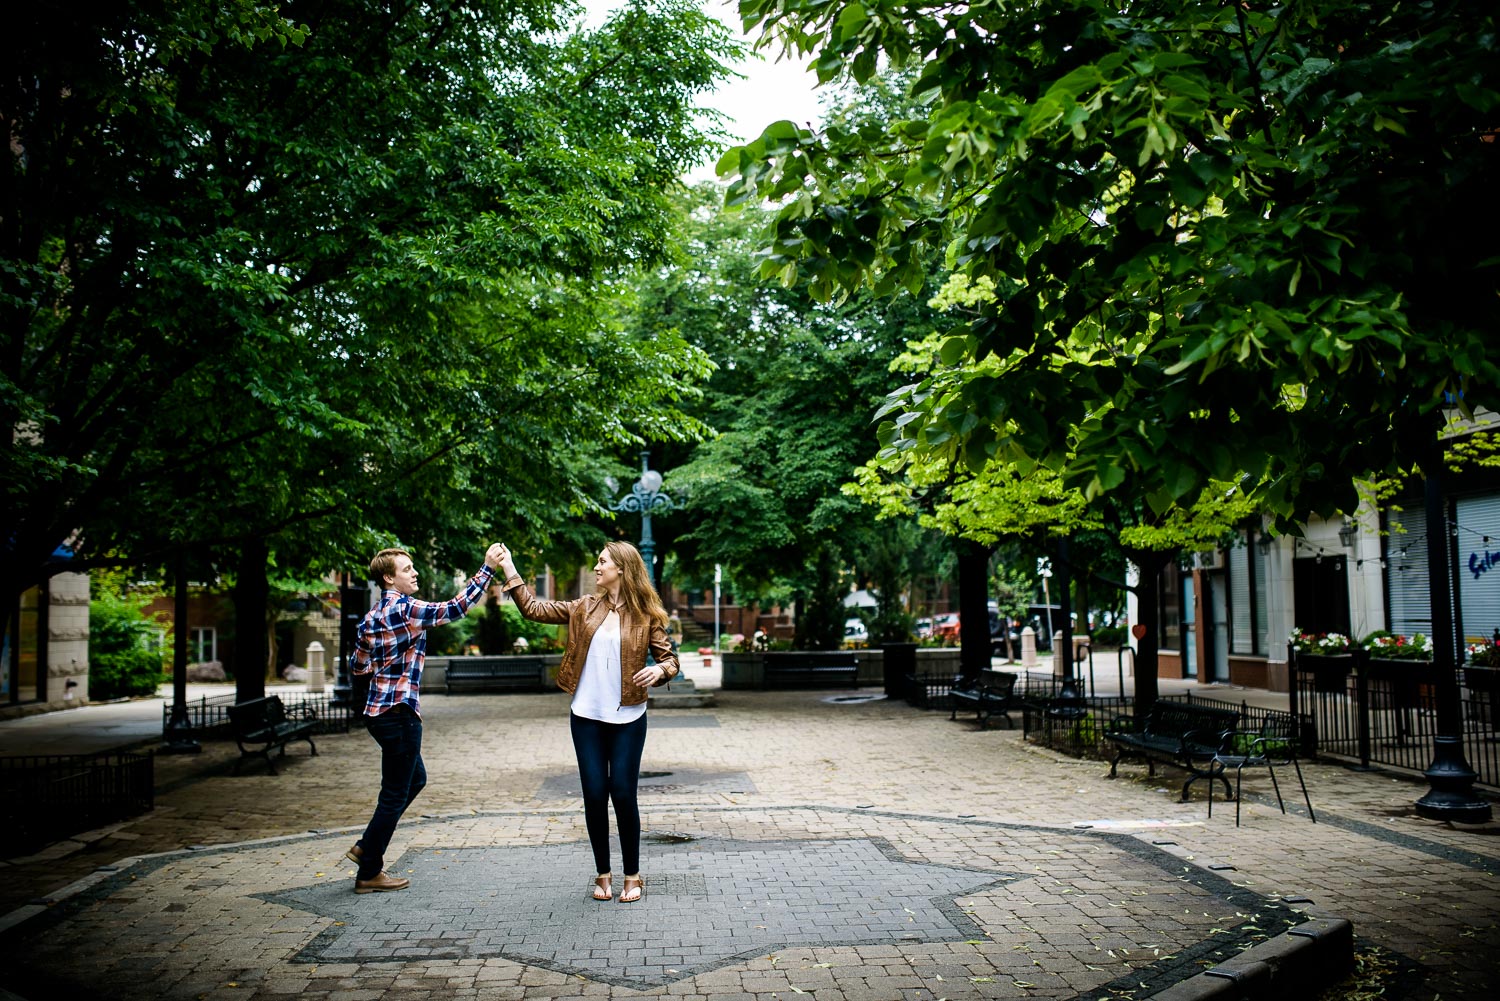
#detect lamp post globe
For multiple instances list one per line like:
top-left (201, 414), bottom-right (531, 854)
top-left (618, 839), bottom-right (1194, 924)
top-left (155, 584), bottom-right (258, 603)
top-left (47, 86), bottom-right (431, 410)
top-left (612, 450), bottom-right (674, 588)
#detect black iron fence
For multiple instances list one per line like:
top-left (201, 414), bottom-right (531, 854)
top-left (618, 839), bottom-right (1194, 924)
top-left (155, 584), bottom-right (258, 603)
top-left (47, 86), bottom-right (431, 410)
top-left (1291, 653), bottom-right (1500, 789)
top-left (1018, 687), bottom-right (1306, 761)
top-left (0, 751), bottom-right (154, 858)
top-left (162, 689), bottom-right (356, 740)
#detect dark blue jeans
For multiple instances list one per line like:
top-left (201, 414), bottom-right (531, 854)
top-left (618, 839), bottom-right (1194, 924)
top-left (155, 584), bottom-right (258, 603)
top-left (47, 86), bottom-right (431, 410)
top-left (356, 706), bottom-right (426, 880)
top-left (570, 712), bottom-right (648, 875)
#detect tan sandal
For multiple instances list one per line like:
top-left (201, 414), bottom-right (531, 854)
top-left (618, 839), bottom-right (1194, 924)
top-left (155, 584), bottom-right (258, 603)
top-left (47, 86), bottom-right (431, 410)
top-left (619, 875), bottom-right (644, 903)
top-left (592, 873), bottom-right (613, 901)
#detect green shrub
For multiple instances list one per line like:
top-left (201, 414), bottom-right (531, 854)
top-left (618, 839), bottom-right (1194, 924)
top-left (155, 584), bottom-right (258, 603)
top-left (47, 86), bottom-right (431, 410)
top-left (427, 611), bottom-right (480, 656)
top-left (1069, 713), bottom-right (1099, 744)
top-left (1091, 624), bottom-right (1126, 649)
top-left (89, 592), bottom-right (166, 699)
top-left (1228, 732), bottom-right (1291, 755)
top-left (500, 602), bottom-right (560, 651)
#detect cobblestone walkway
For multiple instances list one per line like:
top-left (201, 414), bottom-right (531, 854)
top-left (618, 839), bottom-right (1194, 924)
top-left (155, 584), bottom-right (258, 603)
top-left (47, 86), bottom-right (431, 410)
top-left (1, 688), bottom-right (1496, 999)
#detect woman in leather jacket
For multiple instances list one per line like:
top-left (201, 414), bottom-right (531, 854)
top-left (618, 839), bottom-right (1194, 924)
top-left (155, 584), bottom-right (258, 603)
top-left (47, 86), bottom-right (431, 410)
top-left (495, 540), bottom-right (679, 903)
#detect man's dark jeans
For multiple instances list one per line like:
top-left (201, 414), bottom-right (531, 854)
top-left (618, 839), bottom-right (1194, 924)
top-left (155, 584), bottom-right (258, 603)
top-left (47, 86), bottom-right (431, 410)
top-left (355, 706), bottom-right (426, 880)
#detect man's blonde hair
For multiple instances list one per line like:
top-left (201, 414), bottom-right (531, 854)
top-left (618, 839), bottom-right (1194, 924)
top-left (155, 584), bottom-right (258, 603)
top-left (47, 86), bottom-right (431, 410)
top-left (370, 548), bottom-right (412, 587)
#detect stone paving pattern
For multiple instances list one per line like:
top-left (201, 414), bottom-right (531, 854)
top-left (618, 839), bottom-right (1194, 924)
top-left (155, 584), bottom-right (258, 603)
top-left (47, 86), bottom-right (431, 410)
top-left (0, 689), bottom-right (1496, 1000)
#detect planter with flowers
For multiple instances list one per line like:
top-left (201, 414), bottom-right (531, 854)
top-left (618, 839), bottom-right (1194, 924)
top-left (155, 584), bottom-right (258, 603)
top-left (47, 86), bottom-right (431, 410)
top-left (1360, 631), bottom-right (1437, 711)
top-left (1289, 630), bottom-right (1355, 694)
top-left (1464, 639), bottom-right (1500, 696)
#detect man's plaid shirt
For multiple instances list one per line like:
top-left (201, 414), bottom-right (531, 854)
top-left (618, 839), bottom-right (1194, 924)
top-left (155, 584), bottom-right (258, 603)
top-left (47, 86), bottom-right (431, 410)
top-left (352, 564), bottom-right (496, 717)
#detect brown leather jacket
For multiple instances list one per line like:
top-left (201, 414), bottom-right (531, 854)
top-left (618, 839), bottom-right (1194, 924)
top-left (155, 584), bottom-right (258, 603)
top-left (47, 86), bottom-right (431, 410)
top-left (502, 576), bottom-right (680, 705)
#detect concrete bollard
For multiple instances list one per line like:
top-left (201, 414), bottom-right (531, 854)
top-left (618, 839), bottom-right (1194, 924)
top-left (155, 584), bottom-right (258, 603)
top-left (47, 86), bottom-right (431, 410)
top-left (306, 641), bottom-right (325, 693)
top-left (1021, 626), bottom-right (1037, 670)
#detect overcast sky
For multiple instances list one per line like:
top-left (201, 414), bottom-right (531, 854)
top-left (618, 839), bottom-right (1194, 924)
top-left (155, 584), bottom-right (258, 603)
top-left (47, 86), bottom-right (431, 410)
top-left (581, 0), bottom-right (827, 179)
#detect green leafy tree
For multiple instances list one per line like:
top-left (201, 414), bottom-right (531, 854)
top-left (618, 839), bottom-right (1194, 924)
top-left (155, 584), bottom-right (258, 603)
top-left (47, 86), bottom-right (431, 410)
top-left (88, 579), bottom-right (167, 701)
top-left (726, 0), bottom-right (1499, 528)
top-left (5, 1), bottom-right (738, 696)
top-left (630, 185), bottom-right (942, 644)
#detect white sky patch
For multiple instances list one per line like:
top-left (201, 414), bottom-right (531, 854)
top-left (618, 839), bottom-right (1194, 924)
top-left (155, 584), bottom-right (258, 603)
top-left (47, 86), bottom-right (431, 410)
top-left (581, 0), bottom-right (825, 180)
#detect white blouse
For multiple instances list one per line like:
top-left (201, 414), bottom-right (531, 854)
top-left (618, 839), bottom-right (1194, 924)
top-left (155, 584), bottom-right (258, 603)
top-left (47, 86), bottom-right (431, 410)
top-left (570, 610), bottom-right (647, 724)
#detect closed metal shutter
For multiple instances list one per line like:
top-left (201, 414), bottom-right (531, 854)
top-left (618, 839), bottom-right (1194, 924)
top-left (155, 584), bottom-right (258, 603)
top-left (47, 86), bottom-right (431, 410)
top-left (1456, 494), bottom-right (1500, 644)
top-left (1386, 499), bottom-right (1431, 637)
top-left (1229, 541), bottom-right (1253, 652)
top-left (1253, 538), bottom-right (1269, 654)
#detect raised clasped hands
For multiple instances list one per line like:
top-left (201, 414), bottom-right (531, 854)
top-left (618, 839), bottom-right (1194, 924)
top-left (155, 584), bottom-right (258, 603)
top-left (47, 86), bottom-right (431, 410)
top-left (484, 542), bottom-right (507, 571)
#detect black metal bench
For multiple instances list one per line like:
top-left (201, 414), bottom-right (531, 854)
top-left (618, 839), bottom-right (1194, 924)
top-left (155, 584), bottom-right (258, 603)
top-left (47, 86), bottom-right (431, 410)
top-left (1104, 701), bottom-right (1240, 801)
top-left (762, 651), bottom-right (859, 689)
top-left (226, 696), bottom-right (317, 775)
top-left (445, 656), bottom-right (548, 694)
top-left (949, 670), bottom-right (1019, 728)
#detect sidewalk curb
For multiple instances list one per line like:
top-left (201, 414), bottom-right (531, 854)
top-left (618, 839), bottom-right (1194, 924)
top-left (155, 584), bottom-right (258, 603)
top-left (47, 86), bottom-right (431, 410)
top-left (1148, 913), bottom-right (1353, 999)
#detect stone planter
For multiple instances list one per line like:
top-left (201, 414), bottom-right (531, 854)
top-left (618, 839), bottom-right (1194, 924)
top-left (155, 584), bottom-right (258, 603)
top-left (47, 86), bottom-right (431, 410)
top-left (1465, 666), bottom-right (1499, 727)
top-left (1297, 652), bottom-right (1354, 694)
top-left (1363, 657), bottom-right (1437, 710)
top-left (720, 652), bottom-right (764, 690)
top-left (1464, 665), bottom-right (1500, 694)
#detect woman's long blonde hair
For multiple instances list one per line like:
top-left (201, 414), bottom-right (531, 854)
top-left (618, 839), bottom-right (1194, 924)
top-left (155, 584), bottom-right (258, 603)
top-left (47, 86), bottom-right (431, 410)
top-left (604, 540), bottom-right (668, 630)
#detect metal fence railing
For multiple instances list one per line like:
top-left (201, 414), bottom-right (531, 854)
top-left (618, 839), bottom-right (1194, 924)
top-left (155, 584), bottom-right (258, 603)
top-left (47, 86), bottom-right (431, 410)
top-left (0, 751), bottom-right (154, 858)
top-left (162, 689), bottom-right (356, 740)
top-left (1013, 681), bottom-right (1309, 762)
top-left (1291, 655), bottom-right (1500, 789)
top-left (904, 673), bottom-right (958, 711)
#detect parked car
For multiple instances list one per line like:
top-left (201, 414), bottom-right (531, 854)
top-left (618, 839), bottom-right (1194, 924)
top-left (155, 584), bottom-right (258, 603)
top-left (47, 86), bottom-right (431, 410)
top-left (915, 616), bottom-right (934, 639)
top-left (932, 612), bottom-right (960, 644)
top-left (843, 617), bottom-right (869, 646)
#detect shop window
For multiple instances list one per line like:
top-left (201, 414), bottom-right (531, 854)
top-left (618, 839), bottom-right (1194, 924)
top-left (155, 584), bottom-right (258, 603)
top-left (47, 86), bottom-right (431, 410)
top-left (1158, 564), bottom-right (1183, 651)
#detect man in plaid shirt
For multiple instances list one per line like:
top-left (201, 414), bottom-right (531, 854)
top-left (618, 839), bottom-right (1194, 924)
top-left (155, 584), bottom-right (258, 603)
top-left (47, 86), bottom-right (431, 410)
top-left (345, 543), bottom-right (504, 893)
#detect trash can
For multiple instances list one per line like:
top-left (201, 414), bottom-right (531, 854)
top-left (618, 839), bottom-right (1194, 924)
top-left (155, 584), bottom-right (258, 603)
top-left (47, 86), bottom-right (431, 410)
top-left (883, 642), bottom-right (918, 700)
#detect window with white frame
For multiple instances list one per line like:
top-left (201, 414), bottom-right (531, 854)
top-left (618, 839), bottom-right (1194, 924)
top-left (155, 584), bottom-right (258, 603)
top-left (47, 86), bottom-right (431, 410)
top-left (190, 626), bottom-right (216, 664)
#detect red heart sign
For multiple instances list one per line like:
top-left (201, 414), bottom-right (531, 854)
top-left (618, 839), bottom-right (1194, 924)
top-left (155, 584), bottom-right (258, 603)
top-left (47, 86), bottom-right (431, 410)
top-left (1131, 624), bottom-right (1147, 640)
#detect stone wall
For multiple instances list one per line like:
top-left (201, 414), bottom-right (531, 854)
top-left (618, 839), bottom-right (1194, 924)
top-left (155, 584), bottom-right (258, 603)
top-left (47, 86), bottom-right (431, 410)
top-left (722, 647), bottom-right (964, 690)
top-left (47, 572), bottom-right (90, 704)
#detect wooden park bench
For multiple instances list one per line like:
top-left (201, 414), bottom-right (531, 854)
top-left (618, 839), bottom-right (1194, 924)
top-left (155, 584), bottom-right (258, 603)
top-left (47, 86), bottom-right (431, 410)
top-left (445, 656), bottom-right (548, 694)
top-left (1104, 701), bottom-right (1240, 802)
top-left (226, 696), bottom-right (318, 776)
top-left (761, 651), bottom-right (859, 689)
top-left (949, 669), bottom-right (1019, 729)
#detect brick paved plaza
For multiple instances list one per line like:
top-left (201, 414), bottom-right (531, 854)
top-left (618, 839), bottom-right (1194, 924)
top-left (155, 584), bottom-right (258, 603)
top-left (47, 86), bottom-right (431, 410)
top-left (1, 687), bottom-right (1497, 999)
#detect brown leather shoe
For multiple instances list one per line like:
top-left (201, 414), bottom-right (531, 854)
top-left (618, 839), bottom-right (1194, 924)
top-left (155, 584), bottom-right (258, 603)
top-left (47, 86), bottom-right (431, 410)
top-left (354, 870), bottom-right (410, 894)
top-left (345, 843), bottom-right (363, 865)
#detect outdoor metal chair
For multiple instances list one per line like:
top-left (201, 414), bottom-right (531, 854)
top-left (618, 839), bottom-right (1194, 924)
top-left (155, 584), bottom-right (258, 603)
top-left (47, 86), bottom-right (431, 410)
top-left (1207, 717), bottom-right (1315, 827)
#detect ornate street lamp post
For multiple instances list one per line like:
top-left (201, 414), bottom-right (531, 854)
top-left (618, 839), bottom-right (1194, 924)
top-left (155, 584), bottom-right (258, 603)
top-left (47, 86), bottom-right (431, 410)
top-left (612, 451), bottom-right (674, 587)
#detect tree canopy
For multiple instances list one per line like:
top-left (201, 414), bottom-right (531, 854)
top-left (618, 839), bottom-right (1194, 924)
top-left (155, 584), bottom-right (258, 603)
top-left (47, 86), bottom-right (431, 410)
top-left (724, 0), bottom-right (1500, 529)
top-left (4, 0), bottom-right (737, 605)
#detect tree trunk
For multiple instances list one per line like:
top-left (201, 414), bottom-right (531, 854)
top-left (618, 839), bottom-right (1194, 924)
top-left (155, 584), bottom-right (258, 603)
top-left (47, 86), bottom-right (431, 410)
top-left (233, 537), bottom-right (270, 703)
top-left (1057, 537), bottom-right (1073, 682)
top-left (1124, 548), bottom-right (1170, 715)
top-left (957, 539), bottom-right (992, 684)
top-left (1077, 574), bottom-right (1091, 638)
